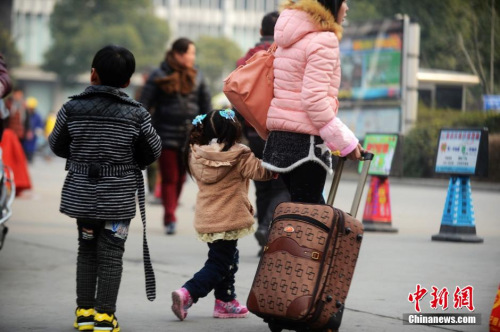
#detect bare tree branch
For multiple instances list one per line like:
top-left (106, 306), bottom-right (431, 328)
top-left (472, 14), bottom-right (490, 94)
top-left (457, 33), bottom-right (479, 76)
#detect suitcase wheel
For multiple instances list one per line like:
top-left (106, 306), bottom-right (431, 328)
top-left (268, 322), bottom-right (283, 332)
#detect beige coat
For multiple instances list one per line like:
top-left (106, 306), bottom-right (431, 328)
top-left (189, 142), bottom-right (274, 235)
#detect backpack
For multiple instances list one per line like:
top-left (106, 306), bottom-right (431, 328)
top-left (223, 43), bottom-right (277, 140)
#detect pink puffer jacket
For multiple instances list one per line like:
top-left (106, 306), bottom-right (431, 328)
top-left (267, 0), bottom-right (358, 157)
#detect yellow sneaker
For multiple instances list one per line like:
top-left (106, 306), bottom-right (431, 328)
top-left (94, 312), bottom-right (120, 332)
top-left (73, 307), bottom-right (94, 331)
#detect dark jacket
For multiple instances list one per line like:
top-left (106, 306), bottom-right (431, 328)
top-left (0, 54), bottom-right (12, 99)
top-left (49, 85), bottom-right (162, 220)
top-left (139, 62), bottom-right (212, 149)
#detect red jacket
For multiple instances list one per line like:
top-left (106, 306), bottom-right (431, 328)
top-left (236, 37), bottom-right (274, 67)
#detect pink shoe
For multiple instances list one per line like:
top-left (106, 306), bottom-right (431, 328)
top-left (213, 299), bottom-right (249, 318)
top-left (171, 288), bottom-right (193, 321)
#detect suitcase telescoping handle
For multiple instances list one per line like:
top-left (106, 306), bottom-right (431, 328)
top-left (326, 152), bottom-right (374, 218)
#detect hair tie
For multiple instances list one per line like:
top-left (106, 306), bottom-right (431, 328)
top-left (192, 114), bottom-right (207, 126)
top-left (219, 109), bottom-right (236, 122)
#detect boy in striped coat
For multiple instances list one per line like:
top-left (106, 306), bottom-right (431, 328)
top-left (49, 45), bottom-right (162, 332)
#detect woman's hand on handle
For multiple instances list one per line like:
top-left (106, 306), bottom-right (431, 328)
top-left (345, 143), bottom-right (364, 161)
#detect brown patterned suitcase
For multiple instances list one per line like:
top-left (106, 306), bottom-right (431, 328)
top-left (247, 153), bottom-right (374, 332)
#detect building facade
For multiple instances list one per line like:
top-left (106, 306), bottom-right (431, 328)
top-left (152, 0), bottom-right (279, 51)
top-left (8, 0), bottom-right (280, 116)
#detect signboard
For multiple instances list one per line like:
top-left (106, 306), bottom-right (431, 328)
top-left (339, 19), bottom-right (403, 101)
top-left (434, 128), bottom-right (489, 176)
top-left (483, 95), bottom-right (500, 111)
top-left (358, 133), bottom-right (399, 176)
top-left (340, 107), bottom-right (400, 140)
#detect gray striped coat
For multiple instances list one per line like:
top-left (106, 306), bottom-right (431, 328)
top-left (49, 85), bottom-right (162, 221)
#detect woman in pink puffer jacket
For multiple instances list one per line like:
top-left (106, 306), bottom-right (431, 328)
top-left (262, 0), bottom-right (363, 204)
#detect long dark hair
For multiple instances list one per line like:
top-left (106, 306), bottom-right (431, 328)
top-left (317, 0), bottom-right (344, 21)
top-left (183, 109), bottom-right (242, 176)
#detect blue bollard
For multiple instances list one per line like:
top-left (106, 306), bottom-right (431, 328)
top-left (432, 176), bottom-right (483, 243)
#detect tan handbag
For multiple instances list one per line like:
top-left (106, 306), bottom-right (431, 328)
top-left (223, 43), bottom-right (277, 140)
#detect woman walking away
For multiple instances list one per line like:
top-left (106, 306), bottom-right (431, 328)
top-left (140, 37), bottom-right (212, 235)
top-left (263, 0), bottom-right (364, 205)
top-left (171, 109), bottom-right (275, 321)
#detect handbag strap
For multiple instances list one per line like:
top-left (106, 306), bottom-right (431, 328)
top-left (268, 42), bottom-right (278, 54)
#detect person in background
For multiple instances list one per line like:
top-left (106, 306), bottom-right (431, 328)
top-left (236, 11), bottom-right (290, 256)
top-left (140, 37), bottom-right (212, 235)
top-left (236, 11), bottom-right (278, 67)
top-left (171, 109), bottom-right (275, 321)
top-left (49, 45), bottom-right (161, 332)
top-left (21, 97), bottom-right (43, 163)
top-left (262, 0), bottom-right (364, 206)
top-left (0, 53), bottom-right (13, 139)
top-left (0, 53), bottom-right (12, 99)
top-left (5, 88), bottom-right (26, 142)
top-left (0, 58), bottom-right (32, 196)
top-left (41, 110), bottom-right (57, 160)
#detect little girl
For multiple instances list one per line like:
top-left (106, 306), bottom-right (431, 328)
top-left (171, 109), bottom-right (275, 320)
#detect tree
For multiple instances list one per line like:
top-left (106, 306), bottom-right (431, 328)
top-left (350, 0), bottom-right (500, 97)
top-left (43, 0), bottom-right (170, 84)
top-left (0, 28), bottom-right (21, 68)
top-left (195, 35), bottom-right (242, 95)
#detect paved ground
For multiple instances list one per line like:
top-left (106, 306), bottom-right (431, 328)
top-left (0, 156), bottom-right (499, 331)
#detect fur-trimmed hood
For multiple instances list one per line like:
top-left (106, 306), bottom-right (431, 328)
top-left (188, 141), bottom-right (274, 235)
top-left (275, 0), bottom-right (343, 48)
top-left (190, 142), bottom-right (249, 184)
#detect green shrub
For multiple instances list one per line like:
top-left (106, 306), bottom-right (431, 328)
top-left (488, 134), bottom-right (500, 182)
top-left (402, 106), bottom-right (500, 180)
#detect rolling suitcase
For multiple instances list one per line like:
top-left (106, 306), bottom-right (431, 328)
top-left (247, 153), bottom-right (374, 332)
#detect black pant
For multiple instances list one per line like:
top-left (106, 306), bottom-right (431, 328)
top-left (254, 180), bottom-right (291, 231)
top-left (247, 130), bottom-right (290, 231)
top-left (76, 218), bottom-right (129, 313)
top-left (281, 161), bottom-right (327, 204)
top-left (183, 240), bottom-right (239, 303)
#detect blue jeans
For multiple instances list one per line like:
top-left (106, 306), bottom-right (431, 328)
top-left (183, 240), bottom-right (239, 303)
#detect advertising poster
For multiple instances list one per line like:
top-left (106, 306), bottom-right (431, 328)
top-left (435, 129), bottom-right (482, 175)
top-left (340, 107), bottom-right (401, 140)
top-left (358, 133), bottom-right (399, 175)
top-left (339, 19), bottom-right (403, 101)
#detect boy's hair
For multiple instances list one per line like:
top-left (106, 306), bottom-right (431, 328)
top-left (261, 11), bottom-right (279, 37)
top-left (183, 109), bottom-right (242, 176)
top-left (91, 45), bottom-right (135, 88)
